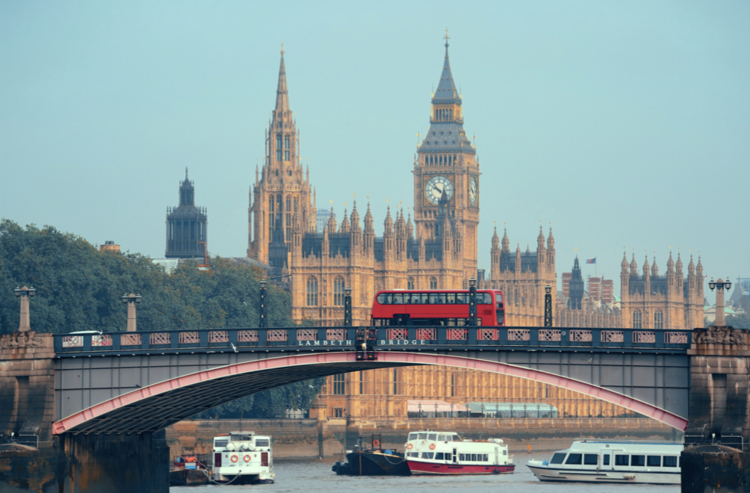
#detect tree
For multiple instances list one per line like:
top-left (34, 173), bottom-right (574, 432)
top-left (0, 220), bottom-right (324, 418)
top-left (726, 313), bottom-right (750, 329)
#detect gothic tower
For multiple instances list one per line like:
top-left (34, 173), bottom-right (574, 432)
top-left (248, 46), bottom-right (314, 268)
top-left (413, 33), bottom-right (479, 281)
top-left (166, 169), bottom-right (207, 258)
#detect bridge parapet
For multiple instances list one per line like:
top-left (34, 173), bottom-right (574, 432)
top-left (52, 326), bottom-right (693, 357)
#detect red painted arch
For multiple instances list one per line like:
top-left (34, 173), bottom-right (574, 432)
top-left (53, 351), bottom-right (687, 434)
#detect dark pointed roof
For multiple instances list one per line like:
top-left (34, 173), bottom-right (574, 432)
top-left (275, 45), bottom-right (289, 112)
top-left (418, 36), bottom-right (474, 155)
top-left (432, 37), bottom-right (460, 104)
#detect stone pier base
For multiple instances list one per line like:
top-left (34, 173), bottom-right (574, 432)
top-left (0, 432), bottom-right (169, 493)
top-left (681, 445), bottom-right (750, 493)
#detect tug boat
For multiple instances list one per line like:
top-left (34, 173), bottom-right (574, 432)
top-left (404, 430), bottom-right (514, 475)
top-left (332, 435), bottom-right (410, 476)
top-left (526, 440), bottom-right (683, 484)
top-left (211, 431), bottom-right (275, 484)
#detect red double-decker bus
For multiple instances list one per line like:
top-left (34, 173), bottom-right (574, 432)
top-left (370, 290), bottom-right (505, 327)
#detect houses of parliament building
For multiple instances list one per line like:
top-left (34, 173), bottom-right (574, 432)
top-left (242, 39), bottom-right (705, 421)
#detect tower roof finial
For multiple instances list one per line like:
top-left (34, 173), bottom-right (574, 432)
top-left (444, 27), bottom-right (450, 49)
top-left (281, 42), bottom-right (284, 57)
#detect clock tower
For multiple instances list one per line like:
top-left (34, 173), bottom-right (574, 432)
top-left (413, 33), bottom-right (479, 280)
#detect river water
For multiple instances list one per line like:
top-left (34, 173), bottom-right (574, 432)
top-left (170, 454), bottom-right (678, 492)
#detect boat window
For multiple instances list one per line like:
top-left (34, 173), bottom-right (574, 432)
top-left (602, 455), bottom-right (610, 466)
top-left (550, 453), bottom-right (567, 464)
top-left (471, 454), bottom-right (478, 461)
top-left (615, 455), bottom-right (629, 466)
top-left (407, 452), bottom-right (419, 458)
top-left (647, 456), bottom-right (661, 467)
top-left (565, 453), bottom-right (582, 465)
top-left (427, 433), bottom-right (437, 441)
top-left (422, 452), bottom-right (434, 459)
top-left (214, 439), bottom-right (228, 448)
top-left (482, 454), bottom-right (489, 462)
top-left (503, 450), bottom-right (507, 455)
top-left (459, 454), bottom-right (465, 461)
top-left (418, 433), bottom-right (428, 440)
top-left (437, 435), bottom-right (446, 442)
top-left (631, 455), bottom-right (645, 467)
top-left (453, 435), bottom-right (461, 441)
top-left (663, 456), bottom-right (678, 467)
top-left (584, 454), bottom-right (598, 465)
top-left (435, 453), bottom-right (444, 460)
top-left (408, 433), bottom-right (417, 441)
top-left (255, 439), bottom-right (270, 447)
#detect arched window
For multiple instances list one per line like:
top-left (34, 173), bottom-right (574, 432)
top-left (334, 276), bottom-right (345, 306)
top-left (407, 277), bottom-right (415, 290)
top-left (269, 194), bottom-right (275, 232)
top-left (430, 277), bottom-right (437, 290)
top-left (654, 309), bottom-right (664, 329)
top-left (276, 134), bottom-right (282, 161)
top-left (632, 309), bottom-right (642, 329)
top-left (307, 276), bottom-right (318, 306)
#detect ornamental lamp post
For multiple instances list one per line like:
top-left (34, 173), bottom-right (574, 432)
top-left (709, 277), bottom-right (732, 327)
top-left (344, 286), bottom-right (352, 327)
top-left (544, 285), bottom-right (553, 327)
top-left (468, 277), bottom-right (477, 326)
top-left (14, 286), bottom-right (36, 332)
top-left (121, 293), bottom-right (142, 332)
top-left (259, 280), bottom-right (268, 329)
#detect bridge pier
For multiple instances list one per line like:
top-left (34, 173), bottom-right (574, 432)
top-left (683, 326), bottom-right (750, 492)
top-left (0, 331), bottom-right (170, 492)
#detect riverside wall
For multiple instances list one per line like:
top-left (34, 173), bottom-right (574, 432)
top-left (166, 417), bottom-right (682, 460)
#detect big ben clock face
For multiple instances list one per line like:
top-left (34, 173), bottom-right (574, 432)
top-left (425, 175), bottom-right (454, 205)
top-left (469, 176), bottom-right (478, 206)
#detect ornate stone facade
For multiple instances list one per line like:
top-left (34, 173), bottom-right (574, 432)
top-left (620, 252), bottom-right (704, 330)
top-left (248, 42), bottom-right (478, 326)
top-left (479, 226), bottom-right (557, 326)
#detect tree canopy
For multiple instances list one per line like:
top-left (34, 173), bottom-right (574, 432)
top-left (0, 219), bottom-right (323, 418)
top-left (0, 220), bottom-right (291, 333)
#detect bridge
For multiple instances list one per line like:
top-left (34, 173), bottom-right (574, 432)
top-left (2, 324), bottom-right (748, 492)
top-left (51, 326), bottom-right (692, 434)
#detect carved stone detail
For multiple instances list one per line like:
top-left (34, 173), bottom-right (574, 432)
top-left (0, 331), bottom-right (48, 350)
top-left (694, 326), bottom-right (745, 345)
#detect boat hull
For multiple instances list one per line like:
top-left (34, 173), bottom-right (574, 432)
top-left (407, 460), bottom-right (515, 475)
top-left (333, 451), bottom-right (410, 476)
top-left (527, 464), bottom-right (680, 485)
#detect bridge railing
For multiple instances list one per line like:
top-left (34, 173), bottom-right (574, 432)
top-left (53, 327), bottom-right (692, 355)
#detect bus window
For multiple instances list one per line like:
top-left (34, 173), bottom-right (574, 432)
top-left (428, 293), bottom-right (440, 304)
top-left (392, 293), bottom-right (405, 304)
top-left (446, 293), bottom-right (456, 304)
top-left (455, 293), bottom-right (467, 304)
top-left (377, 293), bottom-right (391, 304)
top-left (417, 293), bottom-right (429, 304)
top-left (477, 293), bottom-right (490, 304)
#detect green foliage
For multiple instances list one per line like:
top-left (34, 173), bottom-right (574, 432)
top-left (0, 220), bottom-right (292, 333)
top-left (0, 219), bottom-right (324, 418)
top-left (195, 378), bottom-right (326, 419)
top-left (727, 313), bottom-right (750, 329)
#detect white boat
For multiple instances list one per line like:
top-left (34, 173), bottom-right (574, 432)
top-left (404, 430), bottom-right (514, 475)
top-left (527, 440), bottom-right (683, 485)
top-left (211, 431), bottom-right (275, 484)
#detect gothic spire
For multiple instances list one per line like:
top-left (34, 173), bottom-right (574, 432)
top-left (275, 44), bottom-right (290, 113)
top-left (433, 29), bottom-right (460, 104)
top-left (502, 227), bottom-right (510, 252)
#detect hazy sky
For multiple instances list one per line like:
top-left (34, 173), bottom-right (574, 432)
top-left (1, 1), bottom-right (748, 302)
